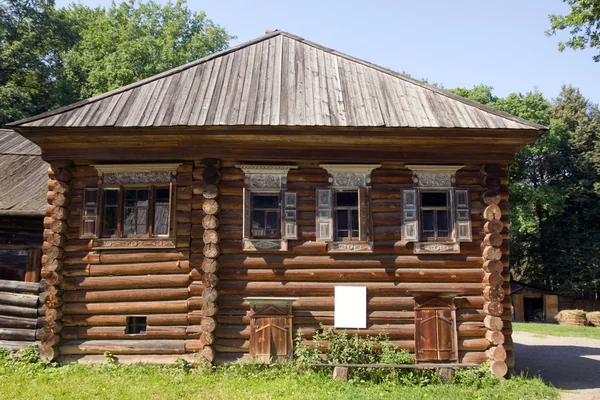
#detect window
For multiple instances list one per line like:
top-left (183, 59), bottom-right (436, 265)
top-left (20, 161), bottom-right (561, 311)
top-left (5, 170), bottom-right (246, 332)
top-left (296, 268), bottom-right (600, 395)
top-left (420, 192), bottom-right (450, 241)
top-left (238, 165), bottom-right (298, 251)
top-left (81, 163), bottom-right (180, 247)
top-left (100, 186), bottom-right (171, 238)
top-left (335, 191), bottom-right (359, 241)
top-left (317, 164), bottom-right (380, 252)
top-left (126, 316), bottom-right (147, 335)
top-left (251, 193), bottom-right (281, 239)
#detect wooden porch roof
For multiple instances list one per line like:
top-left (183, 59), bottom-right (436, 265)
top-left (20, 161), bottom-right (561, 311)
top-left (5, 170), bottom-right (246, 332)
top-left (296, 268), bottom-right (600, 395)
top-left (9, 31), bottom-right (546, 131)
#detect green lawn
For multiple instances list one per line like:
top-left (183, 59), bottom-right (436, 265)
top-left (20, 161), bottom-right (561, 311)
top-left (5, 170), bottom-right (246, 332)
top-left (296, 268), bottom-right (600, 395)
top-left (513, 322), bottom-right (600, 339)
top-left (0, 349), bottom-right (558, 400)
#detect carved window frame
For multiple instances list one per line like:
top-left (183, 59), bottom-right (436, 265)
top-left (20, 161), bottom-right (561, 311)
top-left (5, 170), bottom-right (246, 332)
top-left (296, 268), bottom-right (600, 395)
top-left (318, 164), bottom-right (380, 253)
top-left (402, 165), bottom-right (471, 255)
top-left (237, 165), bottom-right (298, 252)
top-left (82, 164), bottom-right (180, 250)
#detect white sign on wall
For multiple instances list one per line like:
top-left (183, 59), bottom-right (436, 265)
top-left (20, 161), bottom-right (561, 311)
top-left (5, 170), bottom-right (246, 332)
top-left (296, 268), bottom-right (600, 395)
top-left (334, 286), bottom-right (367, 329)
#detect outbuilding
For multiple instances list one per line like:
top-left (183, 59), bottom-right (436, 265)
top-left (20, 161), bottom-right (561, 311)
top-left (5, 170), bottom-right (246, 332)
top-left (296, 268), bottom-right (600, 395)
top-left (9, 31), bottom-right (546, 378)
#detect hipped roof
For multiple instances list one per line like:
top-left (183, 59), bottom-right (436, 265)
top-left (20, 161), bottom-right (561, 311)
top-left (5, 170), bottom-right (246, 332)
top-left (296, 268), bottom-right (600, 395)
top-left (9, 31), bottom-right (546, 131)
top-left (0, 130), bottom-right (48, 215)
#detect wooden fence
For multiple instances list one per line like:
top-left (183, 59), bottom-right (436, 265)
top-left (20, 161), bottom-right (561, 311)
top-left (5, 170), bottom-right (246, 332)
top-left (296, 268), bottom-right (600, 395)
top-left (0, 279), bottom-right (41, 351)
top-left (574, 300), bottom-right (600, 312)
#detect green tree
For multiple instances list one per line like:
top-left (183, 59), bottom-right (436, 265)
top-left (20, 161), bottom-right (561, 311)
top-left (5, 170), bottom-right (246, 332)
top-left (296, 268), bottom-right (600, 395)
top-left (547, 0), bottom-right (600, 62)
top-left (0, 0), bottom-right (78, 125)
top-left (61, 0), bottom-right (234, 100)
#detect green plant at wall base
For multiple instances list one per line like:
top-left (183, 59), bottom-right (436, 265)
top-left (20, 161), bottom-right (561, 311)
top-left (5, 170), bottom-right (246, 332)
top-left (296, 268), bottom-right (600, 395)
top-left (103, 351), bottom-right (117, 365)
top-left (294, 328), bottom-right (437, 384)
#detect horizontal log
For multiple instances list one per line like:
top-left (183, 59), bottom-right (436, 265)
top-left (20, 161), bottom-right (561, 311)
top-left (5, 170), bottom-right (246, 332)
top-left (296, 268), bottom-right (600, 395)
top-left (218, 268), bottom-right (483, 283)
top-left (61, 326), bottom-right (199, 340)
top-left (63, 261), bottom-right (191, 277)
top-left (0, 315), bottom-right (41, 329)
top-left (63, 288), bottom-right (189, 303)
top-left (215, 324), bottom-right (416, 340)
top-left (58, 354), bottom-right (196, 365)
top-left (60, 339), bottom-right (186, 355)
top-left (460, 351), bottom-right (487, 365)
top-left (218, 254), bottom-right (492, 269)
top-left (219, 281), bottom-right (484, 296)
top-left (63, 300), bottom-right (188, 315)
top-left (61, 275), bottom-right (190, 290)
top-left (216, 310), bottom-right (415, 326)
top-left (0, 279), bottom-right (39, 294)
top-left (0, 292), bottom-right (38, 308)
top-left (0, 340), bottom-right (36, 351)
top-left (0, 327), bottom-right (36, 341)
top-left (62, 314), bottom-right (190, 327)
top-left (96, 251), bottom-right (189, 264)
top-left (0, 304), bottom-right (39, 318)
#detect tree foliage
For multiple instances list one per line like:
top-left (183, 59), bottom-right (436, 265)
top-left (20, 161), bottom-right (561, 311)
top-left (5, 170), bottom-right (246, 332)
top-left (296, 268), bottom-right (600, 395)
top-left (547, 0), bottom-right (600, 62)
top-left (451, 84), bottom-right (600, 299)
top-left (0, 0), bottom-right (233, 125)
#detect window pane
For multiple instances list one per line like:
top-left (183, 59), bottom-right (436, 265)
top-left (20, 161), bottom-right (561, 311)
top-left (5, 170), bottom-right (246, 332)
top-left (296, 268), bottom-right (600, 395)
top-left (438, 230), bottom-right (450, 238)
top-left (337, 230), bottom-right (348, 238)
top-left (124, 189), bottom-right (149, 236)
top-left (422, 210), bottom-right (435, 231)
top-left (154, 188), bottom-right (170, 236)
top-left (125, 189), bottom-right (137, 206)
top-left (423, 231), bottom-right (435, 239)
top-left (437, 210), bottom-right (449, 231)
top-left (337, 209), bottom-right (348, 230)
top-left (421, 192), bottom-right (447, 207)
top-left (123, 207), bottom-right (135, 236)
top-left (336, 191), bottom-right (358, 207)
top-left (351, 209), bottom-right (359, 231)
top-left (102, 206), bottom-right (118, 237)
top-left (266, 211), bottom-right (279, 236)
top-left (252, 210), bottom-right (266, 229)
top-left (83, 219), bottom-right (95, 236)
top-left (105, 189), bottom-right (119, 206)
top-left (252, 195), bottom-right (279, 209)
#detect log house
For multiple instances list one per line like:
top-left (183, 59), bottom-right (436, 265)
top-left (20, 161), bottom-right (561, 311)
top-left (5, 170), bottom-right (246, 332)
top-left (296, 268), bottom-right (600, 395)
top-left (8, 31), bottom-right (546, 377)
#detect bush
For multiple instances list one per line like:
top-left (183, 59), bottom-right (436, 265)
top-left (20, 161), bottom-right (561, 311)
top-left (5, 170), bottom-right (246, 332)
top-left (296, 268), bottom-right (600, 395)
top-left (294, 328), bottom-right (436, 384)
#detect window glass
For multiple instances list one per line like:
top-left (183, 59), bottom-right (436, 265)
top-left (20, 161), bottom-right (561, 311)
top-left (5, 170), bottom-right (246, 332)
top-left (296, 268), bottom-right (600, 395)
top-left (421, 192), bottom-right (447, 207)
top-left (420, 191), bottom-right (450, 241)
top-left (102, 189), bottom-right (119, 237)
top-left (153, 188), bottom-right (170, 236)
top-left (336, 191), bottom-right (358, 207)
top-left (124, 189), bottom-right (149, 236)
top-left (252, 195), bottom-right (279, 209)
top-left (335, 190), bottom-right (359, 240)
top-left (251, 194), bottom-right (280, 239)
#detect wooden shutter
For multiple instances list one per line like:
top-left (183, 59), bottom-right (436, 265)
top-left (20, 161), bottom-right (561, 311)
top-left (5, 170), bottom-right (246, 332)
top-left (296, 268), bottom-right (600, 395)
top-left (401, 189), bottom-right (419, 242)
top-left (436, 309), bottom-right (456, 361)
top-left (251, 318), bottom-right (271, 362)
top-left (270, 317), bottom-right (290, 359)
top-left (243, 188), bottom-right (252, 239)
top-left (81, 188), bottom-right (99, 238)
top-left (282, 192), bottom-right (298, 239)
top-left (316, 188), bottom-right (333, 241)
top-left (415, 309), bottom-right (438, 361)
top-left (358, 187), bottom-right (370, 242)
top-left (454, 189), bottom-right (472, 242)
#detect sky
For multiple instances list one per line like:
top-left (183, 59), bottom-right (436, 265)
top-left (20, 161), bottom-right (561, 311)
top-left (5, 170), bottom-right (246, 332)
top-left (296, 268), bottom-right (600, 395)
top-left (54, 0), bottom-right (599, 103)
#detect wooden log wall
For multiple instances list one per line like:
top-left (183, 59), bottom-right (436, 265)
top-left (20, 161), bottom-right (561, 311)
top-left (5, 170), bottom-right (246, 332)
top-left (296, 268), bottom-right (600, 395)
top-left (186, 159), bottom-right (221, 363)
top-left (481, 165), bottom-right (510, 379)
top-left (213, 161), bottom-right (513, 365)
top-left (0, 279), bottom-right (42, 351)
top-left (56, 162), bottom-right (196, 364)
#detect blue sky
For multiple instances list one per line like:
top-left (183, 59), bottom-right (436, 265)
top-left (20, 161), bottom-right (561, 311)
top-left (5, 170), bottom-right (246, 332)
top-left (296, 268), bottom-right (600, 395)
top-left (55, 0), bottom-right (599, 103)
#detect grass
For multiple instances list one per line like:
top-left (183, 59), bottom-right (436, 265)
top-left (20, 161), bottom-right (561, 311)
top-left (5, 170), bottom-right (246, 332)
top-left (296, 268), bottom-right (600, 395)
top-left (514, 322), bottom-right (600, 339)
top-left (0, 348), bottom-right (559, 400)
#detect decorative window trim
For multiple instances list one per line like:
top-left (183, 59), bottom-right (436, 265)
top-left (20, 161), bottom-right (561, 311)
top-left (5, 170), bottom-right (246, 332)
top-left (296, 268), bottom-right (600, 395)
top-left (402, 165), bottom-right (471, 254)
top-left (317, 164), bottom-right (380, 253)
top-left (82, 164), bottom-right (179, 250)
top-left (239, 165), bottom-right (298, 252)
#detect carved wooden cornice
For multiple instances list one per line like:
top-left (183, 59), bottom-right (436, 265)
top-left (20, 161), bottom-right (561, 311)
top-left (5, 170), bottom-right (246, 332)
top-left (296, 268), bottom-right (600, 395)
top-left (93, 163), bottom-right (181, 185)
top-left (405, 165), bottom-right (464, 188)
top-left (236, 165), bottom-right (298, 190)
top-left (319, 164), bottom-right (381, 187)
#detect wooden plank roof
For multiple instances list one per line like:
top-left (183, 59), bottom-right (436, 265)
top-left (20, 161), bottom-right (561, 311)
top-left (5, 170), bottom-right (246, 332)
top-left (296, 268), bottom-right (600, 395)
top-left (9, 31), bottom-right (546, 131)
top-left (0, 130), bottom-right (48, 214)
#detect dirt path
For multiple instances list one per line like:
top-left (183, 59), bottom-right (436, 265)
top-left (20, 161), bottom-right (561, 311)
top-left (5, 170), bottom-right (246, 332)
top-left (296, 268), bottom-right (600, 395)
top-left (513, 331), bottom-right (600, 399)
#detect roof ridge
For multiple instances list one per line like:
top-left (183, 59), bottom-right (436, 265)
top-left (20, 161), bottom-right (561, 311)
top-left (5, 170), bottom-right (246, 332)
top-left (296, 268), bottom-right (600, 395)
top-left (8, 31), bottom-right (283, 126)
top-left (277, 31), bottom-right (546, 130)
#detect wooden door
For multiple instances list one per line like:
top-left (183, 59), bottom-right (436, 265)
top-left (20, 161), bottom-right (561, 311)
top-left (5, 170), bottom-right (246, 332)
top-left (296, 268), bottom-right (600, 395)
top-left (250, 317), bottom-right (291, 362)
top-left (270, 317), bottom-right (289, 360)
top-left (436, 309), bottom-right (455, 361)
top-left (415, 309), bottom-right (438, 361)
top-left (252, 318), bottom-right (271, 362)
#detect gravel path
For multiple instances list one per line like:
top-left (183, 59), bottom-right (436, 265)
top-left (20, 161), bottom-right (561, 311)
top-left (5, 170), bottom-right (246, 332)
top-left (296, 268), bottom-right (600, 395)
top-left (513, 331), bottom-right (600, 400)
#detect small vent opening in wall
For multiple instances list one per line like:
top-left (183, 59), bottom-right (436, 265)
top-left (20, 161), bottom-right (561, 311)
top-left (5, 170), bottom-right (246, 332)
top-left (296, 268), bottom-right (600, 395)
top-left (126, 316), bottom-right (147, 334)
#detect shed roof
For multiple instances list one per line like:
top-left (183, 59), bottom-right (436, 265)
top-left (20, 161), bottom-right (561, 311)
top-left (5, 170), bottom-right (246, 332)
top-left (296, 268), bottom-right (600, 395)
top-left (0, 130), bottom-right (48, 215)
top-left (10, 31), bottom-right (545, 131)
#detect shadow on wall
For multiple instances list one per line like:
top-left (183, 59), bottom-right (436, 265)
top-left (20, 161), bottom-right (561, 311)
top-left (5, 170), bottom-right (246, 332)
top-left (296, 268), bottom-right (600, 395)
top-left (514, 342), bottom-right (600, 390)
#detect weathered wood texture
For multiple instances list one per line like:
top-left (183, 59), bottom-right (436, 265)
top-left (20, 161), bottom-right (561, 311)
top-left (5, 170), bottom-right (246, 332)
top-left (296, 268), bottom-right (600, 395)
top-left (56, 163), bottom-right (195, 363)
top-left (480, 165), bottom-right (509, 379)
top-left (0, 279), bottom-right (41, 350)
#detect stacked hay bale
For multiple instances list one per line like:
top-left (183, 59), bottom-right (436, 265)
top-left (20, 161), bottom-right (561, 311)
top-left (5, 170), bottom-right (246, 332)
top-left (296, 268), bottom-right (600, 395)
top-left (555, 310), bottom-right (586, 326)
top-left (586, 312), bottom-right (600, 327)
